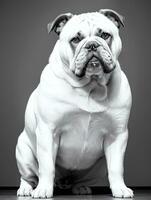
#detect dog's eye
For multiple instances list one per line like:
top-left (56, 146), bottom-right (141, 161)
top-left (71, 36), bottom-right (81, 44)
top-left (101, 32), bottom-right (111, 40)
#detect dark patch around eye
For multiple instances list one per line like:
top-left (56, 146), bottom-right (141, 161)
top-left (70, 32), bottom-right (85, 53)
top-left (96, 28), bottom-right (102, 38)
top-left (70, 32), bottom-right (84, 43)
top-left (101, 32), bottom-right (111, 40)
top-left (96, 28), bottom-right (111, 40)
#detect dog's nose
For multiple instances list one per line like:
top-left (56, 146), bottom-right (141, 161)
top-left (85, 41), bottom-right (100, 51)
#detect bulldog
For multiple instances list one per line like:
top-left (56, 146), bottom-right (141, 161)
top-left (16, 9), bottom-right (134, 198)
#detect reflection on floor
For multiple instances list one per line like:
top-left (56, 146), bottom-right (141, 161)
top-left (0, 188), bottom-right (151, 200)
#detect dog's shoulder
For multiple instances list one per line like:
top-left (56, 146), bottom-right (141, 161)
top-left (119, 70), bottom-right (132, 109)
top-left (108, 68), bottom-right (132, 109)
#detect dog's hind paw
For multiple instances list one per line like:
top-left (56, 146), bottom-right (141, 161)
top-left (72, 185), bottom-right (92, 195)
top-left (17, 184), bottom-right (33, 196)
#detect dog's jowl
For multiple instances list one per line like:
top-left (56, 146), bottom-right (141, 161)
top-left (16, 9), bottom-right (134, 198)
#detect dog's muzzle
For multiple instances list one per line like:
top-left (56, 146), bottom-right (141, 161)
top-left (72, 40), bottom-right (116, 78)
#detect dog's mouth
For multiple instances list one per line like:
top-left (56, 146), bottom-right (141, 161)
top-left (77, 55), bottom-right (111, 78)
top-left (86, 56), bottom-right (102, 74)
top-left (73, 44), bottom-right (116, 78)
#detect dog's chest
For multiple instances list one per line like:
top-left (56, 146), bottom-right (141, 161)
top-left (73, 80), bottom-right (108, 113)
top-left (56, 110), bottom-right (113, 170)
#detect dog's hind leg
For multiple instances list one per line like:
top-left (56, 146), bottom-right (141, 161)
top-left (16, 130), bottom-right (38, 196)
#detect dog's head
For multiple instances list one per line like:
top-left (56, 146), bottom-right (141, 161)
top-left (48, 9), bottom-right (124, 80)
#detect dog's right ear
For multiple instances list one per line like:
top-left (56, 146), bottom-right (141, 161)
top-left (47, 13), bottom-right (73, 35)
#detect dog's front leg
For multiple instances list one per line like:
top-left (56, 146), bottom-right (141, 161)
top-left (32, 121), bottom-right (58, 198)
top-left (104, 129), bottom-right (134, 198)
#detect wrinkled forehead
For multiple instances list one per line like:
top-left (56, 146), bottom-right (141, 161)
top-left (60, 12), bottom-right (118, 39)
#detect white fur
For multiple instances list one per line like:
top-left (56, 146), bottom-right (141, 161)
top-left (16, 12), bottom-right (133, 198)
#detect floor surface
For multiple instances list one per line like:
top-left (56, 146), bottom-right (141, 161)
top-left (0, 189), bottom-right (151, 200)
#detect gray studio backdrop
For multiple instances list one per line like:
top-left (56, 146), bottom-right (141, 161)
top-left (0, 0), bottom-right (151, 187)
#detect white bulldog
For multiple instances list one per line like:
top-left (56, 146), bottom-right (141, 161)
top-left (16, 9), bottom-right (134, 198)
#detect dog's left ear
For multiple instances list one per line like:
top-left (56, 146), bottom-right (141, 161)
top-left (47, 13), bottom-right (73, 35)
top-left (99, 9), bottom-right (124, 28)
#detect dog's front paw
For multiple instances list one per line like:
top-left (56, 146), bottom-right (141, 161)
top-left (32, 184), bottom-right (53, 198)
top-left (111, 184), bottom-right (134, 198)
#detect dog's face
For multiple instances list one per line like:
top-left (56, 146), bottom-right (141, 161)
top-left (48, 9), bottom-right (124, 80)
